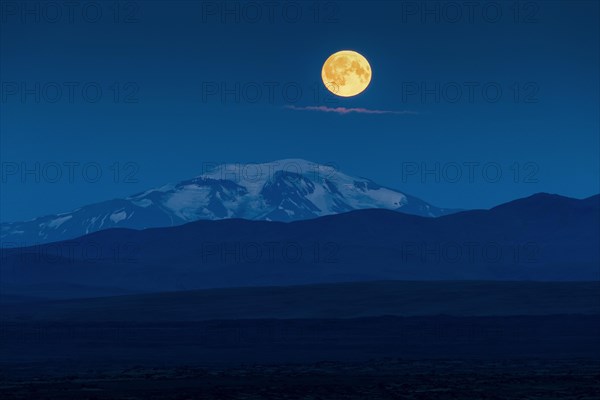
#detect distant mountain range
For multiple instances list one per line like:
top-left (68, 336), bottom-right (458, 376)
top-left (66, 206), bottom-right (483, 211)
top-left (1, 159), bottom-right (457, 245)
top-left (1, 193), bottom-right (598, 295)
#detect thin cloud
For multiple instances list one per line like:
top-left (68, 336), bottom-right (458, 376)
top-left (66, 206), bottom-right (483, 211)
top-left (285, 105), bottom-right (418, 115)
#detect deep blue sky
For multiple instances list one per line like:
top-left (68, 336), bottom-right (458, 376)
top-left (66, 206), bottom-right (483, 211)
top-left (1, 0), bottom-right (598, 222)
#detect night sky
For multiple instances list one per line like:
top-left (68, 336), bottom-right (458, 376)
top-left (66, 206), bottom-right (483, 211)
top-left (1, 0), bottom-right (598, 222)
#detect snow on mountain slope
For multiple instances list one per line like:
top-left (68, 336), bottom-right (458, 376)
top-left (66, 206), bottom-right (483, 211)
top-left (1, 159), bottom-right (456, 245)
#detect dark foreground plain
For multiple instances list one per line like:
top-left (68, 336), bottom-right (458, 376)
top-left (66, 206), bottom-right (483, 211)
top-left (2, 315), bottom-right (599, 364)
top-left (1, 359), bottom-right (599, 400)
top-left (1, 281), bottom-right (599, 399)
top-left (2, 280), bottom-right (599, 320)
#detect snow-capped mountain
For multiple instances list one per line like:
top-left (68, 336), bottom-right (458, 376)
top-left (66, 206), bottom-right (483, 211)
top-left (1, 159), bottom-right (456, 245)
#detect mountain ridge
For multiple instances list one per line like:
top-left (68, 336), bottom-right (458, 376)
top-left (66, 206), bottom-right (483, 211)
top-left (1, 192), bottom-right (598, 294)
top-left (1, 159), bottom-right (457, 245)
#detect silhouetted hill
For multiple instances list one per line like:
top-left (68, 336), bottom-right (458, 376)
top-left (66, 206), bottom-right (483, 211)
top-left (1, 193), bottom-right (598, 293)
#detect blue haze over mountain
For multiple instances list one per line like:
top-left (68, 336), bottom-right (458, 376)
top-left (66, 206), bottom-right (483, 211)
top-left (1, 1), bottom-right (598, 222)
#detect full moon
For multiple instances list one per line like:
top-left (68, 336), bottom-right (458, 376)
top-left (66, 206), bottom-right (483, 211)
top-left (321, 50), bottom-right (372, 97)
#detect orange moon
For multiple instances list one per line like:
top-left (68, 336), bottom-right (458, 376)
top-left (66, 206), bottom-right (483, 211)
top-left (321, 50), bottom-right (372, 97)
